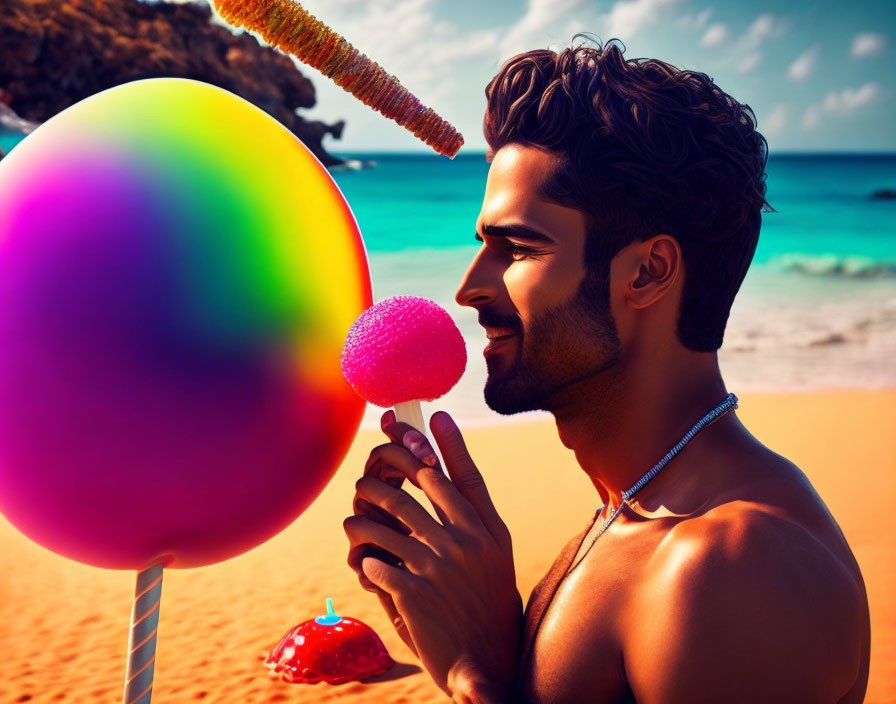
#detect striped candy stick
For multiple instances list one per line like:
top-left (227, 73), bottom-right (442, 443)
top-left (212, 0), bottom-right (464, 158)
top-left (122, 563), bottom-right (164, 704)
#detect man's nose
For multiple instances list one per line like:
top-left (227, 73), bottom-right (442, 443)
top-left (454, 248), bottom-right (499, 309)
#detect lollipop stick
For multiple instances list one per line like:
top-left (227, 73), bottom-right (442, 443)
top-left (393, 399), bottom-right (446, 477)
top-left (393, 400), bottom-right (424, 435)
top-left (122, 562), bottom-right (163, 704)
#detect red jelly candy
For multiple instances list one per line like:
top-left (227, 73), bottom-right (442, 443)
top-left (265, 598), bottom-right (394, 684)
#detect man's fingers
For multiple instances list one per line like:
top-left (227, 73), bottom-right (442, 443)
top-left (380, 410), bottom-right (421, 449)
top-left (381, 413), bottom-right (442, 469)
top-left (430, 411), bottom-right (510, 547)
top-left (363, 443), bottom-right (480, 530)
top-left (348, 541), bottom-right (403, 593)
top-left (355, 475), bottom-right (444, 547)
top-left (364, 453), bottom-right (406, 491)
top-left (344, 513), bottom-right (435, 576)
top-left (365, 443), bottom-right (424, 488)
top-left (400, 428), bottom-right (440, 468)
top-left (375, 590), bottom-right (418, 657)
top-left (353, 495), bottom-right (412, 535)
top-left (362, 557), bottom-right (427, 613)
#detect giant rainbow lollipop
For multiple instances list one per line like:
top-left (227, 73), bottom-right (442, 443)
top-left (0, 78), bottom-right (372, 703)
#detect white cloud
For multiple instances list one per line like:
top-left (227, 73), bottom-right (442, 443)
top-left (499, 0), bottom-right (684, 56)
top-left (700, 23), bottom-right (728, 48)
top-left (801, 105), bottom-right (821, 131)
top-left (274, 0), bottom-right (499, 104)
top-left (851, 33), bottom-right (887, 58)
top-left (762, 104), bottom-right (789, 136)
top-left (221, 0), bottom-right (509, 150)
top-left (788, 45), bottom-right (820, 81)
top-left (728, 13), bottom-right (786, 77)
top-left (736, 13), bottom-right (787, 53)
top-left (823, 83), bottom-right (879, 112)
top-left (676, 8), bottom-right (711, 30)
top-left (601, 0), bottom-right (686, 42)
top-left (499, 0), bottom-right (585, 58)
top-left (801, 82), bottom-right (879, 131)
top-left (737, 52), bottom-right (761, 73)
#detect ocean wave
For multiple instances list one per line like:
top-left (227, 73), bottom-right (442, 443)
top-left (766, 253), bottom-right (896, 279)
top-left (724, 297), bottom-right (896, 352)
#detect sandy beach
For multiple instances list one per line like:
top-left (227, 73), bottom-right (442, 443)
top-left (1, 389), bottom-right (894, 703)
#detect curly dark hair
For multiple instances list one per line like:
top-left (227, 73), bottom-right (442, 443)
top-left (483, 39), bottom-right (772, 351)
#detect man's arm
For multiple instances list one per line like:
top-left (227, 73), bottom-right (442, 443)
top-left (624, 506), bottom-right (865, 704)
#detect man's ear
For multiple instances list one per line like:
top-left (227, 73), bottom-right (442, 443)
top-left (623, 235), bottom-right (682, 309)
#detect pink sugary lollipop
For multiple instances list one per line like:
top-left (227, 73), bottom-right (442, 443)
top-left (341, 295), bottom-right (466, 433)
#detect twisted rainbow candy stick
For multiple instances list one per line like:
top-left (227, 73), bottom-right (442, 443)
top-left (122, 563), bottom-right (163, 704)
top-left (212, 0), bottom-right (464, 158)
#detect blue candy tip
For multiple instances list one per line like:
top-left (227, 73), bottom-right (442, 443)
top-left (314, 597), bottom-right (342, 626)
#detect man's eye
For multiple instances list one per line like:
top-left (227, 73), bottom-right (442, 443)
top-left (506, 243), bottom-right (537, 260)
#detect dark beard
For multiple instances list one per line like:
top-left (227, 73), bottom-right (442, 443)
top-left (484, 272), bottom-right (622, 415)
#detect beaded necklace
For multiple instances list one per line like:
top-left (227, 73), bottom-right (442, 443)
top-left (565, 393), bottom-right (739, 576)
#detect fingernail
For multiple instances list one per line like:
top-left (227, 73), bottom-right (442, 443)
top-left (403, 429), bottom-right (438, 467)
top-left (381, 410), bottom-right (395, 429)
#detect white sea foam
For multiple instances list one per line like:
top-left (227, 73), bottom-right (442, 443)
top-left (766, 253), bottom-right (896, 279)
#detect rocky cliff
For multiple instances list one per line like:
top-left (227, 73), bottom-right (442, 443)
top-left (0, 0), bottom-right (345, 165)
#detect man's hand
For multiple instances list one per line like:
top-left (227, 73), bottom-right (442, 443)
top-left (344, 409), bottom-right (523, 699)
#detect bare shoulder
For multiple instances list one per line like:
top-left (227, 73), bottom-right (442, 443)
top-left (623, 499), bottom-right (869, 703)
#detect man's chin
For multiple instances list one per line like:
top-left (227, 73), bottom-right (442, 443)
top-left (483, 378), bottom-right (548, 415)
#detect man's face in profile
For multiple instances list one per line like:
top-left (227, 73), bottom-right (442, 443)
top-left (455, 144), bottom-right (623, 415)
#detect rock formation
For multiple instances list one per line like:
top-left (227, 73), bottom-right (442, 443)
top-left (0, 0), bottom-right (345, 165)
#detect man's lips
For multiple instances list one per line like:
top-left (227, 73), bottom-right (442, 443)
top-left (484, 333), bottom-right (516, 356)
top-left (483, 325), bottom-right (517, 340)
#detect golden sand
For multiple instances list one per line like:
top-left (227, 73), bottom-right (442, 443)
top-left (1, 390), bottom-right (893, 703)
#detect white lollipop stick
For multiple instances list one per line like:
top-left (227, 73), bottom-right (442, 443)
top-left (122, 562), bottom-right (163, 704)
top-left (392, 399), bottom-right (447, 477)
top-left (392, 400), bottom-right (425, 436)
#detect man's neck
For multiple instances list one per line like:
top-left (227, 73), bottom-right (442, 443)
top-left (549, 348), bottom-right (732, 508)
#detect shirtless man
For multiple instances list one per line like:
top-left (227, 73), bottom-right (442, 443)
top-left (343, 42), bottom-right (870, 703)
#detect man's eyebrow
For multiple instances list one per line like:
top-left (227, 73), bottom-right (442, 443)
top-left (475, 223), bottom-right (556, 244)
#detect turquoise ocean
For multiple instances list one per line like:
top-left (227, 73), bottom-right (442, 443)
top-left (3, 133), bottom-right (894, 428)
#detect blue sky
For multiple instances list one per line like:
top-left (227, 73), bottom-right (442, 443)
top-left (203, 0), bottom-right (895, 153)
